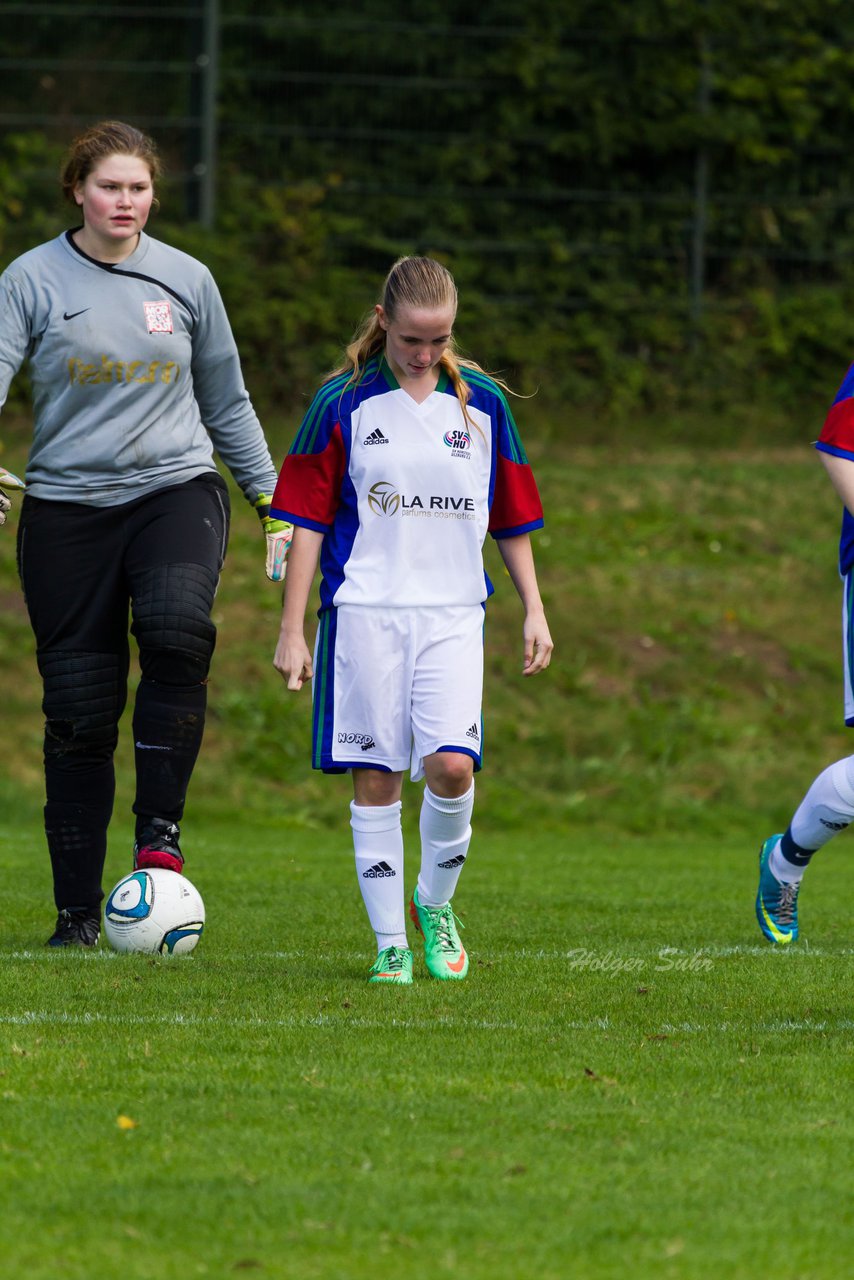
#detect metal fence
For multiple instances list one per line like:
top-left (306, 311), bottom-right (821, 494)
top-left (2, 2), bottom-right (853, 325)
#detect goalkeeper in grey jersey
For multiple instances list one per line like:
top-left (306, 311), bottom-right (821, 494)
top-left (0, 120), bottom-right (292, 947)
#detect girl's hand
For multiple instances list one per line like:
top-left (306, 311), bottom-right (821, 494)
top-left (274, 632), bottom-right (313, 691)
top-left (522, 608), bottom-right (553, 676)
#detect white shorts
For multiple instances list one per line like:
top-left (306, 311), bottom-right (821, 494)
top-left (311, 604), bottom-right (485, 780)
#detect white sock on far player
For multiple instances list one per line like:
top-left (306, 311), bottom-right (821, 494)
top-left (770, 755), bottom-right (854, 883)
top-left (350, 800), bottom-right (408, 951)
top-left (417, 782), bottom-right (475, 908)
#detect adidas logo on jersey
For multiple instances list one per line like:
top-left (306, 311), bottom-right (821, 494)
top-left (364, 428), bottom-right (389, 446)
top-left (438, 854), bottom-right (467, 869)
top-left (465, 723), bottom-right (480, 740)
top-left (362, 861), bottom-right (396, 878)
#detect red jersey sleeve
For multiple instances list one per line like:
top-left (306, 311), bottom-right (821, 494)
top-left (817, 361), bottom-right (854, 460)
top-left (270, 424), bottom-right (346, 532)
top-left (487, 397), bottom-right (544, 538)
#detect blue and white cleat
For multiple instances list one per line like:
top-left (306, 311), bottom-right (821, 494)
top-left (756, 834), bottom-right (800, 945)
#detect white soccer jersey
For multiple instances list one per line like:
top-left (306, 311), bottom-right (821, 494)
top-left (271, 357), bottom-right (543, 610)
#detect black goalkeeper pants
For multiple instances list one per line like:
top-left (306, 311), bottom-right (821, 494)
top-left (16, 474), bottom-right (230, 911)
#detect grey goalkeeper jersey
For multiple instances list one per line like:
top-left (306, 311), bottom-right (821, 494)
top-left (0, 230), bottom-right (278, 506)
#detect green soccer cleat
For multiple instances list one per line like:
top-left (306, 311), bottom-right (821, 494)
top-left (368, 945), bottom-right (413, 985)
top-left (409, 886), bottom-right (469, 980)
top-left (756, 834), bottom-right (800, 945)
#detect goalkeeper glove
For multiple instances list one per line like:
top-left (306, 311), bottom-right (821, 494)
top-left (0, 466), bottom-right (25, 528)
top-left (255, 494), bottom-right (293, 582)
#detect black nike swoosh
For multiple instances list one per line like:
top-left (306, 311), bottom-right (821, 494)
top-left (63, 308), bottom-right (90, 321)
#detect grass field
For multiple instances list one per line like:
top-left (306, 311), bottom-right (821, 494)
top-left (2, 425), bottom-right (854, 1277)
top-left (2, 816), bottom-right (853, 1279)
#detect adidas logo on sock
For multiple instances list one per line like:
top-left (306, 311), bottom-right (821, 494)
top-left (364, 428), bottom-right (389, 446)
top-left (362, 860), bottom-right (396, 878)
top-left (438, 854), bottom-right (467, 869)
top-left (465, 723), bottom-right (479, 740)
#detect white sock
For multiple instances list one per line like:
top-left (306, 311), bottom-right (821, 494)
top-left (417, 782), bottom-right (474, 908)
top-left (769, 756), bottom-right (854, 884)
top-left (350, 801), bottom-right (407, 951)
top-left (769, 837), bottom-right (804, 885)
top-left (789, 756), bottom-right (854, 851)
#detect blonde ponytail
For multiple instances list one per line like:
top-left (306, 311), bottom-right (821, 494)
top-left (325, 256), bottom-right (516, 430)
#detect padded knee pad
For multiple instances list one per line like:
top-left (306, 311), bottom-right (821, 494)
top-left (38, 650), bottom-right (125, 764)
top-left (132, 563), bottom-right (218, 685)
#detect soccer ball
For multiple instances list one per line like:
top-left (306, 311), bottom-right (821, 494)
top-left (104, 869), bottom-right (205, 955)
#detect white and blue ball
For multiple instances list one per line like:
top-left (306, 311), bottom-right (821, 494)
top-left (104, 869), bottom-right (205, 955)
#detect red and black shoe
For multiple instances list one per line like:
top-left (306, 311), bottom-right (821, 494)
top-left (133, 818), bottom-right (184, 874)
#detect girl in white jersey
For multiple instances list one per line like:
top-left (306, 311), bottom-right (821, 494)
top-left (271, 256), bottom-right (553, 984)
top-left (0, 121), bottom-right (291, 947)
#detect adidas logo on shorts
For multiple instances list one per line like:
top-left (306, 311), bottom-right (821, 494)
top-left (438, 854), bottom-right (467, 869)
top-left (465, 723), bottom-right (479, 740)
top-left (362, 860), bottom-right (396, 878)
top-left (364, 428), bottom-right (389, 446)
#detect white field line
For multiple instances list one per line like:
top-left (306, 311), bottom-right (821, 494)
top-left (1, 1010), bottom-right (853, 1034)
top-left (2, 943), bottom-right (852, 963)
top-left (0, 1010), bottom-right (525, 1031)
top-left (261, 945), bottom-right (854, 959)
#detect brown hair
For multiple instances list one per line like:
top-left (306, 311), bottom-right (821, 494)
top-left (327, 256), bottom-right (513, 425)
top-left (60, 120), bottom-right (161, 206)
